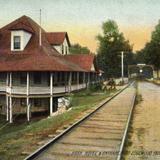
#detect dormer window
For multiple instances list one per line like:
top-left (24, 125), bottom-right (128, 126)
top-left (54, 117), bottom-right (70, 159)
top-left (14, 36), bottom-right (21, 50)
top-left (11, 30), bottom-right (32, 51)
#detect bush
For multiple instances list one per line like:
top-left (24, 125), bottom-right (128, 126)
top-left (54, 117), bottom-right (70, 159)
top-left (89, 83), bottom-right (103, 92)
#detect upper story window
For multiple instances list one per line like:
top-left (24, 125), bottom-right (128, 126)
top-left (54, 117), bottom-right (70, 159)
top-left (13, 36), bottom-right (21, 50)
top-left (11, 30), bottom-right (32, 51)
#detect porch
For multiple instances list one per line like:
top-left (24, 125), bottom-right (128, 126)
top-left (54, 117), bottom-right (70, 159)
top-left (0, 71), bottom-right (99, 95)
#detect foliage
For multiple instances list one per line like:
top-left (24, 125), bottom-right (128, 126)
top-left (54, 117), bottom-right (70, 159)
top-left (135, 50), bottom-right (146, 64)
top-left (89, 83), bottom-right (102, 92)
top-left (96, 20), bottom-right (134, 78)
top-left (140, 20), bottom-right (160, 78)
top-left (69, 43), bottom-right (90, 54)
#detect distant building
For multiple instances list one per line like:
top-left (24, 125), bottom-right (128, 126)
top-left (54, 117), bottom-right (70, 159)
top-left (0, 15), bottom-right (100, 123)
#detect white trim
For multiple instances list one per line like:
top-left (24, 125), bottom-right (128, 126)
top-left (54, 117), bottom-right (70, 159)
top-left (68, 72), bottom-right (72, 93)
top-left (9, 96), bottom-right (12, 123)
top-left (6, 95), bottom-right (9, 121)
top-left (50, 97), bottom-right (53, 116)
top-left (26, 72), bottom-right (30, 95)
top-left (50, 72), bottom-right (53, 116)
top-left (26, 97), bottom-right (30, 122)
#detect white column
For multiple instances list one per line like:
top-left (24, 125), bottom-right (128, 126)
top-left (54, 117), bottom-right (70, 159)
top-left (6, 73), bottom-right (9, 121)
top-left (26, 97), bottom-right (30, 122)
top-left (9, 72), bottom-right (12, 88)
top-left (9, 96), bottom-right (12, 123)
top-left (6, 95), bottom-right (9, 121)
top-left (68, 72), bottom-right (72, 93)
top-left (50, 72), bottom-right (53, 116)
top-left (26, 72), bottom-right (30, 95)
top-left (26, 72), bottom-right (30, 122)
top-left (9, 72), bottom-right (12, 123)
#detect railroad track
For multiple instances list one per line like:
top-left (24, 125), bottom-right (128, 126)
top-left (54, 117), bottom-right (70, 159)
top-left (25, 82), bottom-right (136, 160)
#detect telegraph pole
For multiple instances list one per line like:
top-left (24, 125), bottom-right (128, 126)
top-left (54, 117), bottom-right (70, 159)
top-left (121, 51), bottom-right (124, 82)
top-left (39, 9), bottom-right (42, 46)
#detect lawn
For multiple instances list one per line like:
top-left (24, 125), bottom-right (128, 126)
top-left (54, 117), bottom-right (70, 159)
top-left (0, 88), bottom-right (117, 160)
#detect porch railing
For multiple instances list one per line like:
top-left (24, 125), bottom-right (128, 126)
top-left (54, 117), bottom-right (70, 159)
top-left (0, 83), bottom-right (87, 95)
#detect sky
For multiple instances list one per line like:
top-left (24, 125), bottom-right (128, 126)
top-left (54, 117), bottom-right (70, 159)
top-left (0, 0), bottom-right (160, 52)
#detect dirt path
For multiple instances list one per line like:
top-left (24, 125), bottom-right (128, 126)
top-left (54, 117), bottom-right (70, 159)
top-left (125, 82), bottom-right (160, 160)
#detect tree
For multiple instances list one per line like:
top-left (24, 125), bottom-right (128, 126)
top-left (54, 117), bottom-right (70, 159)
top-left (135, 50), bottom-right (146, 64)
top-left (142, 21), bottom-right (160, 78)
top-left (96, 20), bottom-right (134, 78)
top-left (69, 43), bottom-right (90, 54)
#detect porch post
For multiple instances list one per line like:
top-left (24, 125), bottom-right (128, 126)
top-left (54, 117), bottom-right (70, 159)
top-left (26, 97), bottom-right (30, 122)
top-left (77, 72), bottom-right (79, 90)
top-left (26, 72), bottom-right (30, 122)
top-left (6, 95), bottom-right (9, 121)
top-left (9, 72), bottom-right (12, 123)
top-left (6, 73), bottom-right (9, 121)
top-left (9, 96), bottom-right (12, 123)
top-left (50, 72), bottom-right (53, 116)
top-left (68, 72), bottom-right (72, 93)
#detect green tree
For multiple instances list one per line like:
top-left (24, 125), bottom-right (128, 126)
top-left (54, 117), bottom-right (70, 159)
top-left (96, 20), bottom-right (133, 78)
top-left (69, 43), bottom-right (90, 54)
top-left (142, 21), bottom-right (160, 78)
top-left (135, 50), bottom-right (146, 64)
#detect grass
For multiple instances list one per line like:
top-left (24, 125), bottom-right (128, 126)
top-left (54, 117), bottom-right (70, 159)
top-left (0, 88), bottom-right (118, 160)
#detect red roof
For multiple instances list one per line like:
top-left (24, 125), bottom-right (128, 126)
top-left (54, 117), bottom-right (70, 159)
top-left (9, 21), bottom-right (34, 33)
top-left (0, 53), bottom-right (85, 72)
top-left (64, 54), bottom-right (95, 72)
top-left (46, 32), bottom-right (71, 46)
top-left (0, 16), bottom-right (84, 72)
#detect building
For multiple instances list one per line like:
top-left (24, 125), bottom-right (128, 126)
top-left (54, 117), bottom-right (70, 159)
top-left (0, 15), bottom-right (100, 123)
top-left (46, 32), bottom-right (70, 55)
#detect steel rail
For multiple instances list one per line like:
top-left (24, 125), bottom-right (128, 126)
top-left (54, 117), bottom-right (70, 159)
top-left (25, 82), bottom-right (135, 160)
top-left (117, 83), bottom-right (136, 160)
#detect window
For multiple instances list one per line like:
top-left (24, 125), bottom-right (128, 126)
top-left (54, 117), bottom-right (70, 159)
top-left (33, 72), bottom-right (42, 84)
top-left (13, 36), bottom-right (21, 50)
top-left (20, 73), bottom-right (27, 85)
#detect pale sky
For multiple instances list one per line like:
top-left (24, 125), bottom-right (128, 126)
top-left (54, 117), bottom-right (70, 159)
top-left (0, 0), bottom-right (159, 52)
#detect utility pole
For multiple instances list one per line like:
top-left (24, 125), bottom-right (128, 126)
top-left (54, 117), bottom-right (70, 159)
top-left (121, 51), bottom-right (124, 83)
top-left (39, 9), bottom-right (42, 47)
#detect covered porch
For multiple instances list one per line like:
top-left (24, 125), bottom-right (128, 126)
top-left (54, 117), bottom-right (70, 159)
top-left (0, 71), bottom-right (100, 123)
